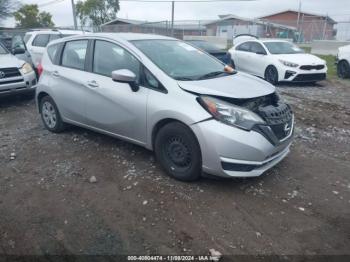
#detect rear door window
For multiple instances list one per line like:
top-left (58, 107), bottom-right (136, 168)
top-left (61, 40), bottom-right (88, 70)
top-left (49, 34), bottom-right (60, 42)
top-left (250, 42), bottom-right (266, 54)
top-left (32, 34), bottom-right (50, 47)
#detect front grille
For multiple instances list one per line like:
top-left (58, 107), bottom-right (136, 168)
top-left (293, 73), bottom-right (326, 82)
top-left (0, 79), bottom-right (24, 85)
top-left (0, 67), bottom-right (21, 78)
top-left (255, 102), bottom-right (293, 143)
top-left (269, 120), bottom-right (293, 140)
top-left (300, 65), bottom-right (325, 70)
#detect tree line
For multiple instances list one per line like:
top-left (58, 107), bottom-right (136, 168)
top-left (0, 0), bottom-right (120, 29)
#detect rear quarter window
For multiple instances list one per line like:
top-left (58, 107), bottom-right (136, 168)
top-left (23, 34), bottom-right (32, 44)
top-left (236, 42), bottom-right (251, 52)
top-left (47, 44), bottom-right (59, 64)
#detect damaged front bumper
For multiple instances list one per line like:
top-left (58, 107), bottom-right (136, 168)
top-left (191, 118), bottom-right (293, 178)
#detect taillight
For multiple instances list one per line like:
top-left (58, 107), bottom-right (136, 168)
top-left (37, 63), bottom-right (43, 77)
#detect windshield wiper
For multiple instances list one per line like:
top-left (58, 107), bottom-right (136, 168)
top-left (174, 76), bottom-right (196, 81)
top-left (197, 70), bottom-right (235, 80)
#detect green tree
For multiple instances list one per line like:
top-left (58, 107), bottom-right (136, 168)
top-left (14, 4), bottom-right (54, 28)
top-left (0, 0), bottom-right (18, 21)
top-left (76, 0), bottom-right (120, 27)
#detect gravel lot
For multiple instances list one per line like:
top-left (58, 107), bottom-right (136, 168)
top-left (0, 79), bottom-right (350, 257)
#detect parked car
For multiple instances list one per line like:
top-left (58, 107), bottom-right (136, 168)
top-left (0, 36), bottom-right (34, 67)
top-left (24, 29), bottom-right (85, 70)
top-left (336, 44), bottom-right (350, 79)
top-left (228, 35), bottom-right (327, 84)
top-left (186, 40), bottom-right (231, 64)
top-left (36, 33), bottom-right (294, 181)
top-left (0, 42), bottom-right (36, 97)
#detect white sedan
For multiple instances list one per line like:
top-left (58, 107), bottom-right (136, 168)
top-left (228, 37), bottom-right (327, 84)
top-left (336, 44), bottom-right (350, 79)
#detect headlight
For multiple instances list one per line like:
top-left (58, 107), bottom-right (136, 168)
top-left (20, 63), bottom-right (33, 74)
top-left (279, 59), bottom-right (299, 68)
top-left (198, 96), bottom-right (266, 130)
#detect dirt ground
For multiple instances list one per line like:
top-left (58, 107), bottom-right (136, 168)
top-left (0, 79), bottom-right (350, 258)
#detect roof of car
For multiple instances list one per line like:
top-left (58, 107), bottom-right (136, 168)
top-left (26, 29), bottom-right (85, 35)
top-left (261, 39), bottom-right (291, 43)
top-left (80, 33), bottom-right (175, 41)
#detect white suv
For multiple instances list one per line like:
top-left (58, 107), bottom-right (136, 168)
top-left (228, 36), bottom-right (327, 84)
top-left (336, 44), bottom-right (350, 79)
top-left (24, 29), bottom-right (84, 69)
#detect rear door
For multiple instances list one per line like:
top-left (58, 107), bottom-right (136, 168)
top-left (83, 39), bottom-right (148, 145)
top-left (233, 41), bottom-right (252, 73)
top-left (49, 39), bottom-right (89, 124)
top-left (249, 42), bottom-right (269, 77)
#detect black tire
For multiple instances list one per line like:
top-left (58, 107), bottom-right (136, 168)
top-left (337, 60), bottom-right (350, 79)
top-left (40, 96), bottom-right (66, 133)
top-left (154, 122), bottom-right (202, 181)
top-left (264, 65), bottom-right (279, 85)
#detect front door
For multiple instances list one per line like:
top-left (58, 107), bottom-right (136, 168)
top-left (84, 40), bottom-right (148, 145)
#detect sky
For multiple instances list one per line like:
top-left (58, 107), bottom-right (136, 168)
top-left (2, 0), bottom-right (350, 27)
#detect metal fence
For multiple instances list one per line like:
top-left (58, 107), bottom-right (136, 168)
top-left (101, 20), bottom-right (208, 40)
top-left (1, 19), bottom-right (349, 46)
top-left (100, 19), bottom-right (350, 43)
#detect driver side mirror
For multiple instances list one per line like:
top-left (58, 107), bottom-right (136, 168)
top-left (13, 47), bottom-right (25, 55)
top-left (256, 50), bottom-right (266, 55)
top-left (112, 69), bottom-right (139, 92)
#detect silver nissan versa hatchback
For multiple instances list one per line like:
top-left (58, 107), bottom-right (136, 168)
top-left (36, 33), bottom-right (294, 181)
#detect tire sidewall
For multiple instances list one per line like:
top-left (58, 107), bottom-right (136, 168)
top-left (337, 60), bottom-right (350, 79)
top-left (265, 66), bottom-right (279, 85)
top-left (155, 122), bottom-right (202, 181)
top-left (40, 96), bottom-right (64, 133)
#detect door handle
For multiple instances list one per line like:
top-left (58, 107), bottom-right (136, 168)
top-left (86, 80), bottom-right (99, 88)
top-left (52, 71), bottom-right (60, 77)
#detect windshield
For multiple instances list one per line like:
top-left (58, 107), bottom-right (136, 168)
top-left (264, 41), bottom-right (304, 54)
top-left (187, 41), bottom-right (221, 51)
top-left (132, 39), bottom-right (228, 80)
top-left (0, 43), bottom-right (8, 54)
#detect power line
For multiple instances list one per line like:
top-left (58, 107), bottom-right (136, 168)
top-left (38, 0), bottom-right (65, 8)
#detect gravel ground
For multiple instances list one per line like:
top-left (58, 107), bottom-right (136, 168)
top-left (0, 79), bottom-right (350, 258)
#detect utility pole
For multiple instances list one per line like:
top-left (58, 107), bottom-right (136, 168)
top-left (71, 0), bottom-right (78, 30)
top-left (171, 1), bottom-right (175, 37)
top-left (322, 14), bottom-right (328, 40)
top-left (296, 0), bottom-right (302, 43)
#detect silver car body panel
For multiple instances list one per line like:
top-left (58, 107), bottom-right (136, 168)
top-left (36, 33), bottom-right (293, 178)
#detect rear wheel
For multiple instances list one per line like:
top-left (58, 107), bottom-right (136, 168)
top-left (265, 65), bottom-right (279, 85)
top-left (40, 96), bottom-right (66, 133)
top-left (154, 122), bottom-right (202, 181)
top-left (337, 60), bottom-right (350, 79)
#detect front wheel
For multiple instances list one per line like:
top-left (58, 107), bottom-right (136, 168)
top-left (265, 65), bottom-right (279, 85)
top-left (337, 60), bottom-right (350, 79)
top-left (154, 122), bottom-right (202, 181)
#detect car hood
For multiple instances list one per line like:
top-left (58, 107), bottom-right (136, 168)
top-left (0, 54), bottom-right (24, 68)
top-left (178, 72), bottom-right (275, 99)
top-left (274, 53), bottom-right (325, 65)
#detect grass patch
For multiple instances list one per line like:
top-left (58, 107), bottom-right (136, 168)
top-left (317, 55), bottom-right (337, 79)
